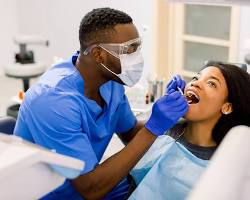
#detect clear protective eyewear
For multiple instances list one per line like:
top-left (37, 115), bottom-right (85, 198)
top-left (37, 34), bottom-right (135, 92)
top-left (83, 37), bottom-right (142, 57)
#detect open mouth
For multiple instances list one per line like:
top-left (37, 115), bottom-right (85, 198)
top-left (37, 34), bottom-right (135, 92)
top-left (185, 91), bottom-right (200, 104)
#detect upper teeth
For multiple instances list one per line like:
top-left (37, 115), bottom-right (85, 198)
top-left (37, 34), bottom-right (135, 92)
top-left (186, 91), bottom-right (199, 100)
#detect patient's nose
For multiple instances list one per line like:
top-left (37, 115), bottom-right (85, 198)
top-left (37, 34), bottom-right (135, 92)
top-left (190, 81), bottom-right (201, 89)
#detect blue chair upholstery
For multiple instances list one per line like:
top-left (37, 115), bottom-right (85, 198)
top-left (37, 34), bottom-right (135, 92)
top-left (0, 116), bottom-right (16, 135)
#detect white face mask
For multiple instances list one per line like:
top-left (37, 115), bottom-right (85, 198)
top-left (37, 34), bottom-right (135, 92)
top-left (101, 50), bottom-right (144, 87)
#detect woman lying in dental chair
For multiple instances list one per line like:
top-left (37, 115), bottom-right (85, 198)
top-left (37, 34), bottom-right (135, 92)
top-left (128, 61), bottom-right (250, 200)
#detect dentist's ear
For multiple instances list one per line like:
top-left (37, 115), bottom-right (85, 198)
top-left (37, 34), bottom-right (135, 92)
top-left (221, 102), bottom-right (233, 115)
top-left (91, 47), bottom-right (104, 63)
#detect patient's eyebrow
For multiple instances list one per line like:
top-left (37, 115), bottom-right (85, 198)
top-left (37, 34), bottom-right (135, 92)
top-left (208, 76), bottom-right (222, 85)
top-left (197, 72), bottom-right (222, 85)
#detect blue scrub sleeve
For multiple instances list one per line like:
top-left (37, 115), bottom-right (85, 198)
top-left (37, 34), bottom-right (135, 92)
top-left (23, 89), bottom-right (98, 175)
top-left (115, 95), bottom-right (137, 134)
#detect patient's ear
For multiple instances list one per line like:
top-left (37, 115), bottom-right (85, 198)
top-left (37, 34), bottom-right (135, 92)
top-left (221, 102), bottom-right (233, 115)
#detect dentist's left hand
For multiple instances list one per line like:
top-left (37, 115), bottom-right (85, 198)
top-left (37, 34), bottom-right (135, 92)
top-left (166, 75), bottom-right (186, 94)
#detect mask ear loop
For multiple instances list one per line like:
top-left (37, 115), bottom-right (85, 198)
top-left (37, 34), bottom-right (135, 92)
top-left (98, 46), bottom-right (121, 77)
top-left (100, 63), bottom-right (120, 76)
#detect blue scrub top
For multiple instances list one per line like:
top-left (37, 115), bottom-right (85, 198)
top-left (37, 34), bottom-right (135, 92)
top-left (14, 51), bottom-right (137, 199)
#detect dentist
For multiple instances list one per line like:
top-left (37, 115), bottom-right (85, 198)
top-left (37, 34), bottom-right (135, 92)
top-left (14, 7), bottom-right (188, 200)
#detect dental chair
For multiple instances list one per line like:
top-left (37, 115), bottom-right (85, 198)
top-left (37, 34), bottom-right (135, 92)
top-left (187, 126), bottom-right (250, 200)
top-left (0, 116), bottom-right (16, 135)
top-left (0, 133), bottom-right (84, 200)
top-left (4, 36), bottom-right (48, 119)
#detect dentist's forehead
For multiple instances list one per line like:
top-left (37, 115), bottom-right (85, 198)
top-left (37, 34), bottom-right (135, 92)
top-left (112, 23), bottom-right (139, 43)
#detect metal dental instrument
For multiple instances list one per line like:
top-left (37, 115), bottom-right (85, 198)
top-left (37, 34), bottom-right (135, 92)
top-left (177, 87), bottom-right (184, 96)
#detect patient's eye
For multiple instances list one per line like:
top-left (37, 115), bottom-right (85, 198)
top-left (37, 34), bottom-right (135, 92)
top-left (207, 81), bottom-right (216, 88)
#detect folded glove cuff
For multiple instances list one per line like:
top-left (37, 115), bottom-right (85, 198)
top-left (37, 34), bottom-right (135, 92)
top-left (145, 119), bottom-right (168, 136)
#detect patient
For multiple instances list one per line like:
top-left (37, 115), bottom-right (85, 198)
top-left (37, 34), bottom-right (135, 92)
top-left (128, 61), bottom-right (250, 200)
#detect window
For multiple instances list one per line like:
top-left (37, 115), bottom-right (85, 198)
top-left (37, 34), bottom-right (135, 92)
top-left (155, 2), bottom-right (240, 80)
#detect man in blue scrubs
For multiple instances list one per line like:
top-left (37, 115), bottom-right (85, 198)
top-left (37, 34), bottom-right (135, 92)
top-left (14, 8), bottom-right (188, 200)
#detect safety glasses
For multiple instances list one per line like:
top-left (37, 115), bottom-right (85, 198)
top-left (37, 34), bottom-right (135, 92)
top-left (83, 37), bottom-right (142, 57)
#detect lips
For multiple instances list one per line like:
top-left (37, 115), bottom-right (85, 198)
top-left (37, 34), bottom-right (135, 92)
top-left (185, 89), bottom-right (200, 104)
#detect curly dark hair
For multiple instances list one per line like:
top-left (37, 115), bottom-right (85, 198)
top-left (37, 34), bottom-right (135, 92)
top-left (79, 7), bottom-right (133, 52)
top-left (203, 61), bottom-right (250, 145)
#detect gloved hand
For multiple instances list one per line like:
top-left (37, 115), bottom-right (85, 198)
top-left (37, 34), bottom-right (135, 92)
top-left (145, 91), bottom-right (188, 136)
top-left (166, 75), bottom-right (186, 94)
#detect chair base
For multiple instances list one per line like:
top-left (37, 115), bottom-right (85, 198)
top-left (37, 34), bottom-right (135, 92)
top-left (7, 104), bottom-right (20, 119)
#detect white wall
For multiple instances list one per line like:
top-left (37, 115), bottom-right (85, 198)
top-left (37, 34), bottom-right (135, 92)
top-left (0, 0), bottom-right (18, 75)
top-left (2, 1), bottom-right (248, 80)
top-left (15, 0), bottom-right (157, 83)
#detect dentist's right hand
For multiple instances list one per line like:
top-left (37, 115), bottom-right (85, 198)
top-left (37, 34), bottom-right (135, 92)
top-left (145, 90), bottom-right (188, 136)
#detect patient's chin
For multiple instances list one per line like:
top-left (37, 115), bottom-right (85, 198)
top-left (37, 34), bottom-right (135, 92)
top-left (184, 114), bottom-right (199, 122)
top-left (184, 110), bottom-right (191, 120)
top-left (184, 112), bottom-right (190, 120)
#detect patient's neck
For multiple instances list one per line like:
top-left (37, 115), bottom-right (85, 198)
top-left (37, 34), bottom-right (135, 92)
top-left (184, 120), bottom-right (217, 147)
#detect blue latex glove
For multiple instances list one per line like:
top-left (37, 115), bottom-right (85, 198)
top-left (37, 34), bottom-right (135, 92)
top-left (145, 91), bottom-right (188, 136)
top-left (166, 75), bottom-right (186, 94)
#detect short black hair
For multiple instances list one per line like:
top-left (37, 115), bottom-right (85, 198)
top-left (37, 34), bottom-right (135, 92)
top-left (79, 7), bottom-right (133, 52)
top-left (204, 61), bottom-right (250, 144)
